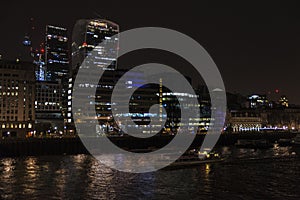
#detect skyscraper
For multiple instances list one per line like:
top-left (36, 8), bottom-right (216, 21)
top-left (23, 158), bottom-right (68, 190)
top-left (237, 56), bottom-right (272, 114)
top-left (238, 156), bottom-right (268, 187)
top-left (71, 19), bottom-right (119, 76)
top-left (45, 25), bottom-right (69, 81)
top-left (66, 19), bottom-right (119, 134)
top-left (34, 25), bottom-right (69, 135)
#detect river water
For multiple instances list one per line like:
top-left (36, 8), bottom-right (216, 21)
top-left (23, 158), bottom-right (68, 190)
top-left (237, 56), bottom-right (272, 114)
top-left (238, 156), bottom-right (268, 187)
top-left (0, 146), bottom-right (299, 199)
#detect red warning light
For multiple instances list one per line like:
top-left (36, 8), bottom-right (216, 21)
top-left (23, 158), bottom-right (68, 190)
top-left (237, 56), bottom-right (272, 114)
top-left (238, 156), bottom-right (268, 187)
top-left (275, 89), bottom-right (279, 93)
top-left (82, 42), bottom-right (87, 47)
top-left (40, 48), bottom-right (45, 53)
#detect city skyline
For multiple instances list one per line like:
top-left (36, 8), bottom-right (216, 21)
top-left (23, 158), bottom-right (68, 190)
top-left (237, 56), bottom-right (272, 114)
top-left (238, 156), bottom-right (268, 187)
top-left (0, 1), bottom-right (300, 104)
top-left (0, 2), bottom-right (300, 199)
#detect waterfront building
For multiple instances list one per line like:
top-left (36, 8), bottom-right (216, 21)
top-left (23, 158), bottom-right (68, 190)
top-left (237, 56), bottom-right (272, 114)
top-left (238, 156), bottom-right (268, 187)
top-left (226, 106), bottom-right (300, 132)
top-left (69, 19), bottom-right (208, 136)
top-left (70, 68), bottom-right (159, 135)
top-left (227, 110), bottom-right (262, 132)
top-left (260, 107), bottom-right (300, 130)
top-left (45, 25), bottom-right (69, 121)
top-left (0, 60), bottom-right (35, 138)
top-left (71, 67), bottom-right (203, 136)
top-left (35, 80), bottom-right (64, 135)
top-left (67, 19), bottom-right (119, 134)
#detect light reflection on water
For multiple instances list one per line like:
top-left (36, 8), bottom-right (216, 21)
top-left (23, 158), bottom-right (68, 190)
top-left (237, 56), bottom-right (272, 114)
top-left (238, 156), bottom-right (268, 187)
top-left (0, 146), bottom-right (299, 199)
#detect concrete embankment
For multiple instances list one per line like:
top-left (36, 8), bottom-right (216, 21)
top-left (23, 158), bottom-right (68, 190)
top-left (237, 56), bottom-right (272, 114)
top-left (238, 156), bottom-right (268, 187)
top-left (0, 132), bottom-right (296, 157)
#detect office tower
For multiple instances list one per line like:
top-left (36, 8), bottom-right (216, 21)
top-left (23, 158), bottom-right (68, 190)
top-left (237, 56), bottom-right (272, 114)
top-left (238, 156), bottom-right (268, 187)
top-left (0, 60), bottom-right (35, 138)
top-left (34, 25), bottom-right (69, 135)
top-left (45, 24), bottom-right (69, 121)
top-left (71, 19), bottom-right (119, 76)
top-left (66, 19), bottom-right (119, 134)
top-left (45, 25), bottom-right (69, 81)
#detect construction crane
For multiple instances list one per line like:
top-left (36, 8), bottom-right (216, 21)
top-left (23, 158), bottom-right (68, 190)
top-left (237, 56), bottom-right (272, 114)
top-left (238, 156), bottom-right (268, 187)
top-left (22, 17), bottom-right (46, 81)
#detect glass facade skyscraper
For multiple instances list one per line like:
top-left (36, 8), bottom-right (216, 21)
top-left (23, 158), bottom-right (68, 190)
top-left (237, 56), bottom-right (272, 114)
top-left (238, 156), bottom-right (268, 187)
top-left (45, 25), bottom-right (69, 82)
top-left (35, 25), bottom-right (69, 135)
top-left (67, 19), bottom-right (119, 134)
top-left (72, 19), bottom-right (119, 76)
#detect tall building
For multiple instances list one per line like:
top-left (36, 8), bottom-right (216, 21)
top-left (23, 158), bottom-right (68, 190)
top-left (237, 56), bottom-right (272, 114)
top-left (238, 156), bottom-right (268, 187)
top-left (45, 25), bottom-right (69, 82)
top-left (69, 19), bottom-right (202, 136)
top-left (67, 19), bottom-right (119, 134)
top-left (33, 25), bottom-right (70, 135)
top-left (0, 60), bottom-right (35, 138)
top-left (72, 19), bottom-right (119, 76)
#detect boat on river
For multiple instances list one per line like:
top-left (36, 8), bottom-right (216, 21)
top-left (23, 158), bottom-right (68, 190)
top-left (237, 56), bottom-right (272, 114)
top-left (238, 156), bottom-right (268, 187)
top-left (165, 148), bottom-right (226, 169)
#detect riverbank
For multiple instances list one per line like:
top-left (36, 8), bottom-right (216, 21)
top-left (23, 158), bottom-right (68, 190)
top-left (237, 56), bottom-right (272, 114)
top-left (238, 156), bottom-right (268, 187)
top-left (0, 132), bottom-right (297, 157)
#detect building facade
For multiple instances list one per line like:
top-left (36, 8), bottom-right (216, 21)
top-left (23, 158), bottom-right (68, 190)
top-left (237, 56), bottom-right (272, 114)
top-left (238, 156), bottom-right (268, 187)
top-left (227, 110), bottom-right (262, 132)
top-left (35, 80), bottom-right (64, 135)
top-left (67, 19), bottom-right (119, 134)
top-left (0, 60), bottom-right (35, 138)
top-left (45, 25), bottom-right (69, 82)
top-left (260, 107), bottom-right (300, 130)
top-left (34, 25), bottom-right (69, 135)
top-left (71, 19), bottom-right (119, 75)
top-left (247, 94), bottom-right (269, 109)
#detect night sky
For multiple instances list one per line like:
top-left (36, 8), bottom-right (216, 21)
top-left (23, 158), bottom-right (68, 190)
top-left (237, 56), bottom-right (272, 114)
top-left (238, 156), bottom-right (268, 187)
top-left (1, 1), bottom-right (300, 104)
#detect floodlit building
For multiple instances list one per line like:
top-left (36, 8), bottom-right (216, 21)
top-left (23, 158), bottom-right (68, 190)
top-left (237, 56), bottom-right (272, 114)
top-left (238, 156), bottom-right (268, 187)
top-left (0, 60), bottom-right (35, 138)
top-left (227, 110), bottom-right (262, 132)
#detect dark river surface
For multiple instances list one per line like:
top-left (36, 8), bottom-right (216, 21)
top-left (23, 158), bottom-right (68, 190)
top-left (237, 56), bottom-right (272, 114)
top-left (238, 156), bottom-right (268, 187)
top-left (0, 146), bottom-right (300, 199)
